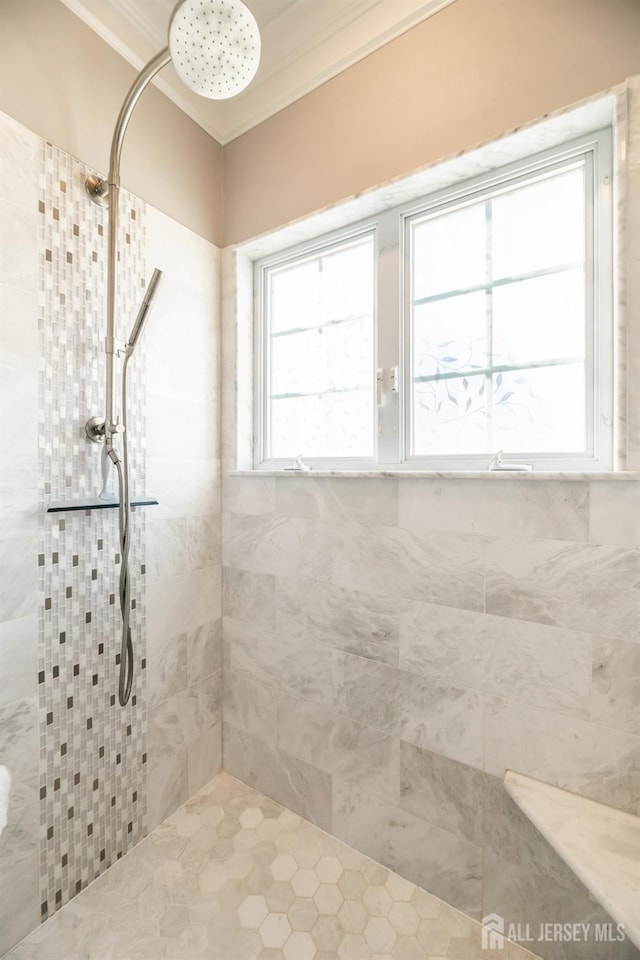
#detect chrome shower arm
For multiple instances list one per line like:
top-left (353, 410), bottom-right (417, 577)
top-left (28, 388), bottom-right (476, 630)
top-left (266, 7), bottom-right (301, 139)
top-left (86, 48), bottom-right (171, 439)
top-left (87, 47), bottom-right (171, 198)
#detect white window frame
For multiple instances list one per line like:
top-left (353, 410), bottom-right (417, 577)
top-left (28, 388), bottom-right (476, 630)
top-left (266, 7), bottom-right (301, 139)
top-left (254, 128), bottom-right (613, 472)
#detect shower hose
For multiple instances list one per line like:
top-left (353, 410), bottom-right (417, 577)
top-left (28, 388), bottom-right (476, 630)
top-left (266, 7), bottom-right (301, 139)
top-left (112, 349), bottom-right (134, 706)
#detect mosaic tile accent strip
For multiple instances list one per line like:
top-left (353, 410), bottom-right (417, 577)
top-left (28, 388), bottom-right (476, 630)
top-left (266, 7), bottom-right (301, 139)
top-left (3, 773), bottom-right (543, 960)
top-left (37, 142), bottom-right (148, 920)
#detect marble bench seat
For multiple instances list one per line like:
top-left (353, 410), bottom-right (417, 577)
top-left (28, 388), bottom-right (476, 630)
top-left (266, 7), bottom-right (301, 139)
top-left (504, 769), bottom-right (640, 951)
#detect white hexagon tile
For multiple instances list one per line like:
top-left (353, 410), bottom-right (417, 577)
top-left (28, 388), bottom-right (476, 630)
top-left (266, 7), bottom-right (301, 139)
top-left (3, 773), bottom-right (540, 960)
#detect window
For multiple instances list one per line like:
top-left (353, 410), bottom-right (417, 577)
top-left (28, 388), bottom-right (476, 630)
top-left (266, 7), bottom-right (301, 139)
top-left (255, 129), bottom-right (613, 471)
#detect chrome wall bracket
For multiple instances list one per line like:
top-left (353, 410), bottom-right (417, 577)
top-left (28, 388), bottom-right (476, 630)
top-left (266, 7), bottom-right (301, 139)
top-left (85, 416), bottom-right (106, 443)
top-left (85, 174), bottom-right (109, 208)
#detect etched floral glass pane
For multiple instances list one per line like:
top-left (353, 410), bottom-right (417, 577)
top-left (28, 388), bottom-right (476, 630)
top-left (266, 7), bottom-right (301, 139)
top-left (410, 161), bottom-right (588, 458)
top-left (413, 374), bottom-right (489, 455)
top-left (267, 235), bottom-right (375, 459)
top-left (413, 292), bottom-right (487, 381)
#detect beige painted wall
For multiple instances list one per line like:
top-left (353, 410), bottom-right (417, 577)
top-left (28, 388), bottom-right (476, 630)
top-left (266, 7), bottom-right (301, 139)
top-left (223, 0), bottom-right (640, 245)
top-left (0, 0), bottom-right (223, 245)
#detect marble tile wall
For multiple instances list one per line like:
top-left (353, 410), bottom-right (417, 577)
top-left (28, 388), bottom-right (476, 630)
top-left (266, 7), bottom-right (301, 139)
top-left (144, 207), bottom-right (222, 832)
top-left (0, 110), bottom-right (222, 956)
top-left (221, 475), bottom-right (640, 960)
top-left (0, 112), bottom-right (44, 957)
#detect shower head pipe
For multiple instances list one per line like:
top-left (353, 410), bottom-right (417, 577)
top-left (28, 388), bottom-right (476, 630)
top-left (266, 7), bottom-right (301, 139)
top-left (85, 48), bottom-right (170, 440)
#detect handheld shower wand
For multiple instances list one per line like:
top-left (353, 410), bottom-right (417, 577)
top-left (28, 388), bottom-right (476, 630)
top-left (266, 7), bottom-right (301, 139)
top-left (126, 269), bottom-right (163, 353)
top-left (85, 0), bottom-right (261, 706)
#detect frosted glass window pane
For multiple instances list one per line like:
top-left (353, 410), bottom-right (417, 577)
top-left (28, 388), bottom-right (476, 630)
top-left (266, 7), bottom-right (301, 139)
top-left (492, 269), bottom-right (585, 367)
top-left (492, 364), bottom-right (585, 453)
top-left (271, 391), bottom-right (372, 459)
top-left (321, 242), bottom-right (374, 320)
top-left (270, 260), bottom-right (320, 334)
top-left (413, 292), bottom-right (487, 380)
top-left (492, 167), bottom-right (585, 280)
top-left (267, 235), bottom-right (374, 459)
top-left (271, 317), bottom-right (372, 397)
top-left (413, 374), bottom-right (489, 456)
top-left (413, 204), bottom-right (486, 300)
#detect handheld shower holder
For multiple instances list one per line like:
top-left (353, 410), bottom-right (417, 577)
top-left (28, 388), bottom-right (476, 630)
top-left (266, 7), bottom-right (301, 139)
top-left (85, 417), bottom-right (125, 444)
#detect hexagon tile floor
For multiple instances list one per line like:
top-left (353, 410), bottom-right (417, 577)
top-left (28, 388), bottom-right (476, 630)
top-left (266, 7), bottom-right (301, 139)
top-left (4, 773), bottom-right (540, 960)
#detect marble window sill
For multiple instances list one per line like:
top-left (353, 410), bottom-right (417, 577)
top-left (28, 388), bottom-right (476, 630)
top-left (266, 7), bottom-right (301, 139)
top-left (231, 469), bottom-right (640, 481)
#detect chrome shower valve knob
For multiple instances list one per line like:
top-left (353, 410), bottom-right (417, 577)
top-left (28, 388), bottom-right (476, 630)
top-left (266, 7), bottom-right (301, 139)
top-left (85, 416), bottom-right (106, 443)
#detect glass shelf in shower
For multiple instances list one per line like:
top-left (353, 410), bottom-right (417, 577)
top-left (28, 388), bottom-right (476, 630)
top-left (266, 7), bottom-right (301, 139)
top-left (47, 497), bottom-right (159, 513)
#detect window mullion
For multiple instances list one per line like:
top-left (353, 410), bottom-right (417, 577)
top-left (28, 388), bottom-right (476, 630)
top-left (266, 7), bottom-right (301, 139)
top-left (376, 211), bottom-right (401, 464)
top-left (485, 199), bottom-right (494, 450)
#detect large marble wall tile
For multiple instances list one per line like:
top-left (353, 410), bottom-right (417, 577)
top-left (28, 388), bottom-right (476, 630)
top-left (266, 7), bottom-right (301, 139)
top-left (188, 721), bottom-right (222, 796)
top-left (0, 848), bottom-right (39, 958)
top-left (147, 628), bottom-right (189, 710)
top-left (589, 480), bottom-right (640, 546)
top-left (276, 577), bottom-right (400, 665)
top-left (591, 636), bottom-right (640, 735)
top-left (0, 537), bottom-right (36, 623)
top-left (224, 475), bottom-right (276, 516)
top-left (227, 513), bottom-right (333, 580)
top-left (225, 616), bottom-right (335, 707)
top-left (485, 537), bottom-right (640, 639)
top-left (0, 615), bottom-right (37, 709)
top-left (146, 204), bottom-right (218, 302)
top-left (146, 458), bottom-right (220, 521)
top-left (0, 284), bottom-right (38, 468)
top-left (276, 578), bottom-right (404, 665)
top-left (484, 696), bottom-right (640, 815)
top-left (146, 515), bottom-right (220, 582)
top-left (400, 741), bottom-right (584, 893)
top-left (0, 202), bottom-right (37, 292)
top-left (0, 697), bottom-right (39, 956)
top-left (331, 522), bottom-right (485, 611)
top-left (148, 673), bottom-right (221, 761)
top-left (146, 750), bottom-right (190, 832)
top-left (223, 668), bottom-right (278, 743)
top-left (146, 564), bottom-right (221, 646)
top-left (398, 478), bottom-right (589, 541)
top-left (479, 774), bottom-right (589, 891)
top-left (332, 778), bottom-right (483, 919)
top-left (399, 602), bottom-right (592, 718)
top-left (223, 722), bottom-right (333, 831)
top-left (483, 847), bottom-right (639, 960)
top-left (146, 393), bottom-right (219, 460)
top-left (399, 741), bottom-right (490, 845)
top-left (0, 455), bottom-right (37, 541)
top-left (275, 476), bottom-right (398, 525)
top-left (222, 566), bottom-right (276, 628)
top-left (277, 692), bottom-right (400, 804)
top-left (187, 619), bottom-right (222, 686)
top-left (0, 113), bottom-right (41, 213)
top-left (146, 279), bottom-right (219, 411)
top-left (334, 652), bottom-right (484, 768)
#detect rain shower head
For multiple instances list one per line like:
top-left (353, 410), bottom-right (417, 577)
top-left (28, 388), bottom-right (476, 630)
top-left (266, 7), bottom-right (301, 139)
top-left (169, 0), bottom-right (261, 100)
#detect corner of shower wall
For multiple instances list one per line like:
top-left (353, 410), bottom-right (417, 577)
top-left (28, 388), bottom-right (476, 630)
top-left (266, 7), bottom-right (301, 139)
top-left (0, 107), bottom-right (223, 957)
